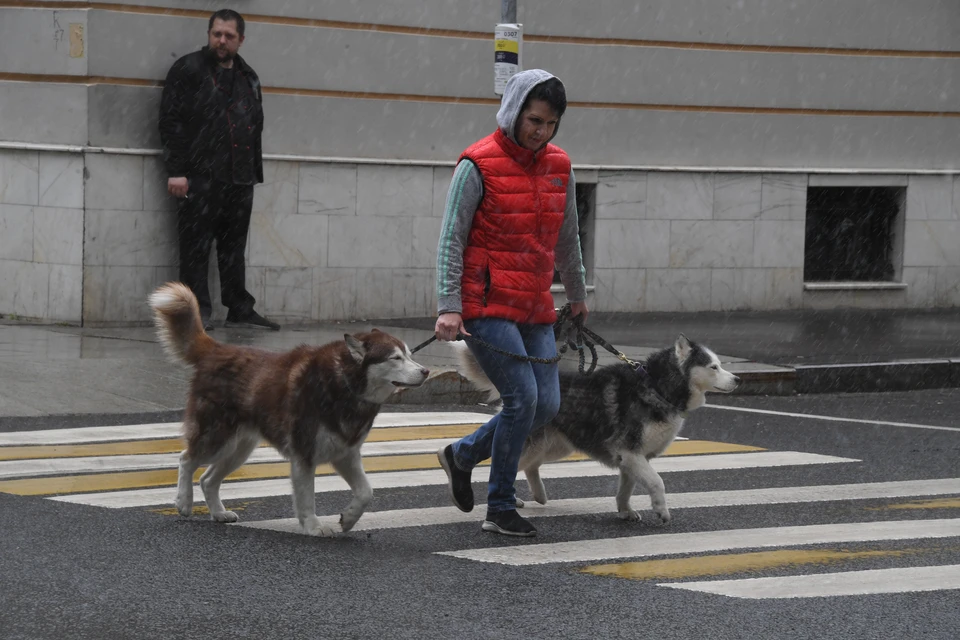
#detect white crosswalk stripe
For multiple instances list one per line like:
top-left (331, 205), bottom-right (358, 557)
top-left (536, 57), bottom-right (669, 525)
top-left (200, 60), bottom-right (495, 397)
top-left (0, 437), bottom-right (465, 478)
top-left (2, 410), bottom-right (959, 601)
top-left (439, 519), bottom-right (960, 565)
top-left (51, 452), bottom-right (854, 508)
top-left (659, 565), bottom-right (960, 599)
top-left (237, 478), bottom-right (960, 534)
top-left (0, 412), bottom-right (496, 446)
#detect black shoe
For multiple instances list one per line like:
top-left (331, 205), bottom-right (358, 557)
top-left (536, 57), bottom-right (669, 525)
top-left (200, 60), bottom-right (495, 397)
top-left (437, 445), bottom-right (473, 512)
top-left (201, 315), bottom-right (214, 332)
top-left (481, 509), bottom-right (537, 537)
top-left (225, 310), bottom-right (280, 331)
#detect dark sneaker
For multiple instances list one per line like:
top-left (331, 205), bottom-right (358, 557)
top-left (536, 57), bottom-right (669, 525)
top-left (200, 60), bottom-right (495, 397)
top-left (481, 509), bottom-right (537, 537)
top-left (201, 315), bottom-right (214, 332)
top-left (225, 310), bottom-right (280, 331)
top-left (437, 445), bottom-right (473, 512)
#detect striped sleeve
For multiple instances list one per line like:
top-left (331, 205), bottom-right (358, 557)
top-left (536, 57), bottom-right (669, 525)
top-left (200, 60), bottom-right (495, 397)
top-left (553, 168), bottom-right (588, 302)
top-left (436, 159), bottom-right (483, 315)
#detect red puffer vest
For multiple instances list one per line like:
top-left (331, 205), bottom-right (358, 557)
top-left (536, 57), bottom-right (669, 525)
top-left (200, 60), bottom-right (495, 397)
top-left (459, 128), bottom-right (571, 324)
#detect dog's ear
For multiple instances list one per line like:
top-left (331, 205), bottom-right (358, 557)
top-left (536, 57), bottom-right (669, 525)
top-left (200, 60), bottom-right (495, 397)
top-left (675, 334), bottom-right (692, 362)
top-left (344, 334), bottom-right (365, 363)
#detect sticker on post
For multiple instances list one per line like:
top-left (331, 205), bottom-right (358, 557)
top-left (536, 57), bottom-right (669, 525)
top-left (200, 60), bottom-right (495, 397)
top-left (494, 23), bottom-right (523, 96)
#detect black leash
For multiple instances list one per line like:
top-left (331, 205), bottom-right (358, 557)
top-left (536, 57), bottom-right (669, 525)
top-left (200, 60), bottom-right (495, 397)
top-left (411, 309), bottom-right (682, 416)
top-left (552, 304), bottom-right (598, 374)
top-left (410, 334), bottom-right (442, 355)
top-left (552, 307), bottom-right (672, 412)
top-left (409, 332), bottom-right (563, 365)
top-left (411, 304), bottom-right (645, 375)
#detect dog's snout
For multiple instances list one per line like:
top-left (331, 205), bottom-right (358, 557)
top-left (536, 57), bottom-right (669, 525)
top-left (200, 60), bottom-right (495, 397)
top-left (420, 367), bottom-right (430, 377)
top-left (733, 375), bottom-right (741, 384)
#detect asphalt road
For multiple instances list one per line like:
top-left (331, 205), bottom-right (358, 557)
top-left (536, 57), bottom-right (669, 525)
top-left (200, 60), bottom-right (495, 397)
top-left (2, 390), bottom-right (959, 640)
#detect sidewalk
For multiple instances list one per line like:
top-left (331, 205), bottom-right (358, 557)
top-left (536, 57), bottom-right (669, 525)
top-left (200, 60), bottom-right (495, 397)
top-left (1, 308), bottom-right (958, 421)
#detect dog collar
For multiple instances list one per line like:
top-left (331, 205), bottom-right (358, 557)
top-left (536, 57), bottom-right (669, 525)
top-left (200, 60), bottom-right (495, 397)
top-left (636, 364), bottom-right (689, 418)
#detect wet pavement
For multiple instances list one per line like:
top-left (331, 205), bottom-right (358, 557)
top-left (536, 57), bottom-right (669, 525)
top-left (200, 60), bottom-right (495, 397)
top-left (1, 307), bottom-right (959, 420)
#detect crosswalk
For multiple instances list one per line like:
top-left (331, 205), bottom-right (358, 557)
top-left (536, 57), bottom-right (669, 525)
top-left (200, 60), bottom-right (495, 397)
top-left (2, 409), bottom-right (959, 600)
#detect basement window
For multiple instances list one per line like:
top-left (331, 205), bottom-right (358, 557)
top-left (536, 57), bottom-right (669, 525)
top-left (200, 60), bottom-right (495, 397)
top-left (803, 187), bottom-right (905, 283)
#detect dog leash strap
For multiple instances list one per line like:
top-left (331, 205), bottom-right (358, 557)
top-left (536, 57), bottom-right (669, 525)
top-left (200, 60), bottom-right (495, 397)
top-left (581, 325), bottom-right (639, 366)
top-left (408, 332), bottom-right (563, 364)
top-left (410, 335), bottom-right (438, 354)
top-left (460, 333), bottom-right (564, 364)
top-left (409, 307), bottom-right (639, 371)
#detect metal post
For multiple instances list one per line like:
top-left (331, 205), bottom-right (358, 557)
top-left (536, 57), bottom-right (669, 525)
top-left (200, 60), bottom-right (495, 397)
top-left (501, 0), bottom-right (516, 23)
top-left (494, 0), bottom-right (521, 95)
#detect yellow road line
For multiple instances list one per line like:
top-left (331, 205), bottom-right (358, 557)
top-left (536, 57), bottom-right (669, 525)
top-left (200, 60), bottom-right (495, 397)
top-left (0, 440), bottom-right (762, 496)
top-left (0, 424), bottom-right (485, 461)
top-left (0, 439), bottom-right (185, 460)
top-left (580, 547), bottom-right (933, 581)
top-left (0, 428), bottom-right (758, 462)
top-left (866, 497), bottom-right (960, 511)
top-left (666, 441), bottom-right (761, 456)
top-left (0, 453), bottom-right (442, 496)
top-left (148, 500), bottom-right (262, 517)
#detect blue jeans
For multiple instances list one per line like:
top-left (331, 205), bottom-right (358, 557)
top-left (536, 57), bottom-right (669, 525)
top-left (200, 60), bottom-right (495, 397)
top-left (451, 318), bottom-right (561, 513)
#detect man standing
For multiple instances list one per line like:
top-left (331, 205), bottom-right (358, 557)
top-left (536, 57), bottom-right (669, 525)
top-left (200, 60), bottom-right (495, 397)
top-left (159, 9), bottom-right (279, 331)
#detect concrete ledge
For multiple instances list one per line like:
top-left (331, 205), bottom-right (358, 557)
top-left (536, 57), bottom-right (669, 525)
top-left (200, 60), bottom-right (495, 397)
top-left (4, 359), bottom-right (959, 420)
top-left (803, 281), bottom-right (908, 291)
top-left (731, 366), bottom-right (797, 396)
top-left (389, 369), bottom-right (491, 406)
top-left (795, 359), bottom-right (960, 394)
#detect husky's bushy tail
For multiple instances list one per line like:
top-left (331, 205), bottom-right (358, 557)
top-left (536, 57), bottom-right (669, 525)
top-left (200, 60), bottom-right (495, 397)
top-left (450, 341), bottom-right (501, 402)
top-left (148, 282), bottom-right (215, 366)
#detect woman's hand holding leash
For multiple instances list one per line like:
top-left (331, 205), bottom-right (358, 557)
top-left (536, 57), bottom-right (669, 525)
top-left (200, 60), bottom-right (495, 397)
top-left (436, 303), bottom-right (586, 343)
top-left (435, 312), bottom-right (470, 342)
top-left (569, 301), bottom-right (589, 324)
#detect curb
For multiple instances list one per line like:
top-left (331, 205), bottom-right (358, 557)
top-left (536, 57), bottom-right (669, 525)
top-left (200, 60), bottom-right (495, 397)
top-left (793, 359), bottom-right (960, 394)
top-left (3, 361), bottom-right (957, 424)
top-left (389, 369), bottom-right (492, 406)
top-left (732, 367), bottom-right (797, 396)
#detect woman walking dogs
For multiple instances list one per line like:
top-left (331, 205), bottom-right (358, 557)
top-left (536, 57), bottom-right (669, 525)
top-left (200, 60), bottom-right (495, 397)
top-left (434, 70), bottom-right (589, 537)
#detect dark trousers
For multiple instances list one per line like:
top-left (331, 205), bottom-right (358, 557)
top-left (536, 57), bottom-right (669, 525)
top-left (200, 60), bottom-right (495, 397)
top-left (177, 179), bottom-right (256, 319)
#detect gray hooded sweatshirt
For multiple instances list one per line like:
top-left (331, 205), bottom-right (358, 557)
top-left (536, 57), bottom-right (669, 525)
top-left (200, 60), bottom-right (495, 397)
top-left (435, 69), bottom-right (588, 316)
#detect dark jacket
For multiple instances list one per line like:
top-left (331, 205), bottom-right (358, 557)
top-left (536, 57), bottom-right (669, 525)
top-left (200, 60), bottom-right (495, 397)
top-left (158, 46), bottom-right (264, 185)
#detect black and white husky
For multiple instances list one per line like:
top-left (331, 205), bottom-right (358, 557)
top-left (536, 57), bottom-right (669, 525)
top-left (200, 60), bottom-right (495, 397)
top-left (453, 335), bottom-right (740, 524)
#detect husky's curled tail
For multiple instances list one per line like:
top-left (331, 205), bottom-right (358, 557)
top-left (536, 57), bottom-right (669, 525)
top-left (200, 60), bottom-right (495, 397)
top-left (449, 341), bottom-right (500, 401)
top-left (148, 282), bottom-right (215, 367)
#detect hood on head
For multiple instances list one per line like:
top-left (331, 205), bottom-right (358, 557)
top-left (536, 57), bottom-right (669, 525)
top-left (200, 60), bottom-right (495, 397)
top-left (496, 69), bottom-right (563, 145)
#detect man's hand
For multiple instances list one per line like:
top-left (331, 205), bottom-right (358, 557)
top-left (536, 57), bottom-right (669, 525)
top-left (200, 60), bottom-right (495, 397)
top-left (167, 177), bottom-right (189, 198)
top-left (435, 312), bottom-right (470, 342)
top-left (569, 301), bottom-right (589, 323)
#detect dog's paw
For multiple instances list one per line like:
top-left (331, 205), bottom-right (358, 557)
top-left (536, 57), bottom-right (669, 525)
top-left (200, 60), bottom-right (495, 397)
top-left (339, 511), bottom-right (363, 533)
top-left (211, 510), bottom-right (239, 523)
top-left (174, 495), bottom-right (193, 517)
top-left (303, 517), bottom-right (337, 537)
top-left (653, 508), bottom-right (671, 525)
top-left (515, 497), bottom-right (525, 509)
top-left (617, 509), bottom-right (641, 522)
